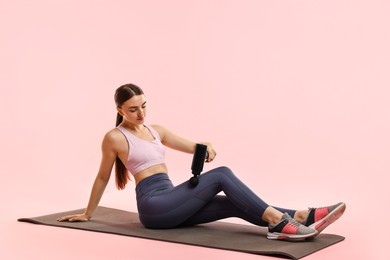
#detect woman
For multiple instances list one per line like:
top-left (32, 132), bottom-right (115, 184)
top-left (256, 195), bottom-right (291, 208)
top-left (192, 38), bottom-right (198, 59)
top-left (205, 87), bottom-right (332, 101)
top-left (58, 83), bottom-right (346, 241)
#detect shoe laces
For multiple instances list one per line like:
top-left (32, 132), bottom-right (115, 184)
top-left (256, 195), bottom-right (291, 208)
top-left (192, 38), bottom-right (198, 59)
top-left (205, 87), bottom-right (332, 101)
top-left (286, 216), bottom-right (302, 228)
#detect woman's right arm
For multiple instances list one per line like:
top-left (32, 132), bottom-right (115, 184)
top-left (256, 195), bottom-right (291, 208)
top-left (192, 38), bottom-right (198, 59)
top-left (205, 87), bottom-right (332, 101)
top-left (57, 131), bottom-right (119, 222)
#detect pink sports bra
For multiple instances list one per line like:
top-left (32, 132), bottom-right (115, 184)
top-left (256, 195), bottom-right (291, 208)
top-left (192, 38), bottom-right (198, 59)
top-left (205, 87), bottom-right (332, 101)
top-left (116, 125), bottom-right (166, 176)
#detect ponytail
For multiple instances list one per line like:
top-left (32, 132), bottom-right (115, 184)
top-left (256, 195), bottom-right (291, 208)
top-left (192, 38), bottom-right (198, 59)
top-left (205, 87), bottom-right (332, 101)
top-left (116, 112), bottom-right (123, 127)
top-left (115, 112), bottom-right (130, 190)
top-left (114, 83), bottom-right (143, 189)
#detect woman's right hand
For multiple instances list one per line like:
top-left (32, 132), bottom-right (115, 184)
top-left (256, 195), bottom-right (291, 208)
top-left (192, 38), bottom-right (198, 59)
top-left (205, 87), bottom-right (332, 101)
top-left (57, 213), bottom-right (91, 222)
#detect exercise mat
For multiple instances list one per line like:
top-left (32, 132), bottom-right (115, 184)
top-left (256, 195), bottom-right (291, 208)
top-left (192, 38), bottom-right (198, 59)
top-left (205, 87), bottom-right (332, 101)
top-left (18, 206), bottom-right (344, 259)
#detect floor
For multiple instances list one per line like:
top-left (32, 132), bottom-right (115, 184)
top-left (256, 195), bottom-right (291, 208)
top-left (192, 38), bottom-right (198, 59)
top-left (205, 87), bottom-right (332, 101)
top-left (2, 165), bottom-right (388, 260)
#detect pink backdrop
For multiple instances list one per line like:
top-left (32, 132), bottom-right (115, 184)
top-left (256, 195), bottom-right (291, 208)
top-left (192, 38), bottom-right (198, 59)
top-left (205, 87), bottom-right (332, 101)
top-left (1, 1), bottom-right (389, 259)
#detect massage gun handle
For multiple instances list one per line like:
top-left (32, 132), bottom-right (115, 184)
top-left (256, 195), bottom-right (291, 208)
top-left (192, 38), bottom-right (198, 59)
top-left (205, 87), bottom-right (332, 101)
top-left (190, 144), bottom-right (208, 187)
top-left (191, 144), bottom-right (208, 176)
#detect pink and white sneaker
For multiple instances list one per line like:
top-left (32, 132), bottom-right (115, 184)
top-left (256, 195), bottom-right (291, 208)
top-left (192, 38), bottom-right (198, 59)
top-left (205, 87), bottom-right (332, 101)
top-left (267, 213), bottom-right (318, 241)
top-left (303, 202), bottom-right (346, 233)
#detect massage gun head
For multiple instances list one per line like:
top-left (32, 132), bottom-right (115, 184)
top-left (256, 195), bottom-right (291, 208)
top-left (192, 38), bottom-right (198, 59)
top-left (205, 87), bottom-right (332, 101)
top-left (189, 176), bottom-right (199, 187)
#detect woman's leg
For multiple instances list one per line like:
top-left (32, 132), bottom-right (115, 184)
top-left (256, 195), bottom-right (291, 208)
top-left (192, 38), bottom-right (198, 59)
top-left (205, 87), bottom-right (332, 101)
top-left (179, 193), bottom-right (297, 227)
top-left (179, 195), bottom-right (268, 226)
top-left (137, 166), bottom-right (295, 228)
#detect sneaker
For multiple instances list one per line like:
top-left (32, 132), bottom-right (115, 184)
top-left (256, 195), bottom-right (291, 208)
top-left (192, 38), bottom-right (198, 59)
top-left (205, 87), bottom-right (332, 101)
top-left (303, 202), bottom-right (346, 233)
top-left (267, 213), bottom-right (318, 241)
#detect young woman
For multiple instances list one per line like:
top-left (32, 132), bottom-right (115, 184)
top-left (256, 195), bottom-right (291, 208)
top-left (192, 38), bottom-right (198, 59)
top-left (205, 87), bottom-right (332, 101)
top-left (58, 83), bottom-right (346, 241)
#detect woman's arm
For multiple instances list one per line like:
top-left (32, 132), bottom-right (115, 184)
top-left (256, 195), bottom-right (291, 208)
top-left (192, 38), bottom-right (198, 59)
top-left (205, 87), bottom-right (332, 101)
top-left (57, 131), bottom-right (119, 222)
top-left (151, 124), bottom-right (217, 162)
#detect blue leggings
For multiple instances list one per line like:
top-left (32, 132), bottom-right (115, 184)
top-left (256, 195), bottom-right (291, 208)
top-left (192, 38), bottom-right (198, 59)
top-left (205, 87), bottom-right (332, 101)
top-left (135, 166), bottom-right (296, 229)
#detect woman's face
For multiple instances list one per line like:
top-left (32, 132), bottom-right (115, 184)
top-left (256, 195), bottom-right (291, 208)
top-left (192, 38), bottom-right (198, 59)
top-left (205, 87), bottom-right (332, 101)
top-left (117, 94), bottom-right (147, 125)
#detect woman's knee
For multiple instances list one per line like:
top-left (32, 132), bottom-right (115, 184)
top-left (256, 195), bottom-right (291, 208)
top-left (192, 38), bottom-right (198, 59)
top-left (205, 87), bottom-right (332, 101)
top-left (215, 166), bottom-right (234, 176)
top-left (208, 166), bottom-right (236, 180)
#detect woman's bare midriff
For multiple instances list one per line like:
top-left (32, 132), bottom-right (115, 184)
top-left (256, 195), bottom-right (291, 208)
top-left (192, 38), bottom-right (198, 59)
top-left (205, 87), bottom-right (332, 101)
top-left (134, 164), bottom-right (169, 185)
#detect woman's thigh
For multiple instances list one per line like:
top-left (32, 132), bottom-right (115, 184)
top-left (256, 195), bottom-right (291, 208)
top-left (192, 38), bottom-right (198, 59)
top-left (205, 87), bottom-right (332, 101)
top-left (137, 168), bottom-right (229, 228)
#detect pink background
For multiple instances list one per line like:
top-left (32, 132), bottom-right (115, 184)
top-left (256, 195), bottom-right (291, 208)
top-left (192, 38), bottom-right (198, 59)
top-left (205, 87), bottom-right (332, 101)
top-left (1, 1), bottom-right (389, 259)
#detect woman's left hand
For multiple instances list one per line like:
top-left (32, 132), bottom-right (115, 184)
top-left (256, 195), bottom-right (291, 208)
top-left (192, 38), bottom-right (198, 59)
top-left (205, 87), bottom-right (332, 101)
top-left (201, 142), bottom-right (217, 162)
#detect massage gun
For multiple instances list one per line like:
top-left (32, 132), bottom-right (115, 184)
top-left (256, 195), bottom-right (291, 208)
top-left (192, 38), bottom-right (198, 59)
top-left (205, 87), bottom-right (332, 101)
top-left (189, 144), bottom-right (208, 187)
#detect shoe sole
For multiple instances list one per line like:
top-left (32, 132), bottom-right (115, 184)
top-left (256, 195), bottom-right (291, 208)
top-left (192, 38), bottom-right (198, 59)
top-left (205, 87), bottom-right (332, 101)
top-left (267, 230), bottom-right (318, 241)
top-left (309, 202), bottom-right (346, 233)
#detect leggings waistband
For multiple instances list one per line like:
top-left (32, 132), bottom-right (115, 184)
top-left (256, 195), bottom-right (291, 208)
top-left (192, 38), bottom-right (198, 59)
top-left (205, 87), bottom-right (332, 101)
top-left (135, 173), bottom-right (173, 196)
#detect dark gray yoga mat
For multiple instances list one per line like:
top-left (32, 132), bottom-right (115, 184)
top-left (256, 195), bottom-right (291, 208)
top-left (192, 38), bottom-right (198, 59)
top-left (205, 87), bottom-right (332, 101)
top-left (18, 206), bottom-right (344, 259)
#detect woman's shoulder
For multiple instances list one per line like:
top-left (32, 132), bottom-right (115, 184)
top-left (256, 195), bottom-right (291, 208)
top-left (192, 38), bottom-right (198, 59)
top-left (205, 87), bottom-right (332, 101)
top-left (102, 127), bottom-right (127, 145)
top-left (149, 124), bottom-right (167, 136)
top-left (149, 124), bottom-right (167, 132)
top-left (98, 128), bottom-right (127, 156)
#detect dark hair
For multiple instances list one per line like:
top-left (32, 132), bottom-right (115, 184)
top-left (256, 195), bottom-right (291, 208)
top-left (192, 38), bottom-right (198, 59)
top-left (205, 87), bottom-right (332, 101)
top-left (114, 83), bottom-right (144, 189)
